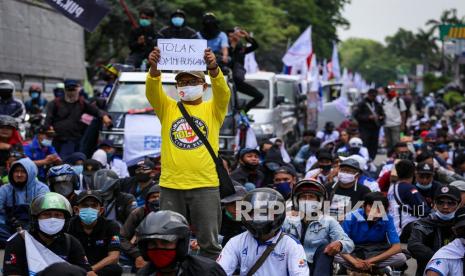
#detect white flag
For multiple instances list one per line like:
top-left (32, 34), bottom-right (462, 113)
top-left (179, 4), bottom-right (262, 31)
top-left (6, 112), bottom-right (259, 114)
top-left (282, 26), bottom-right (312, 66)
top-left (244, 52), bottom-right (259, 74)
top-left (331, 42), bottom-right (341, 81)
top-left (123, 114), bottom-right (162, 166)
top-left (23, 231), bottom-right (67, 275)
top-left (309, 54), bottom-right (320, 92)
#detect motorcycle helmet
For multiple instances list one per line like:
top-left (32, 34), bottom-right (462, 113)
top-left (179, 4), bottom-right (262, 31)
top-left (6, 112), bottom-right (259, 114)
top-left (47, 164), bottom-right (80, 197)
top-left (291, 179), bottom-right (328, 210)
top-left (92, 169), bottom-right (119, 203)
top-left (29, 83), bottom-right (42, 96)
top-left (0, 115), bottom-right (18, 129)
top-left (30, 192), bottom-right (72, 236)
top-left (137, 210), bottom-right (190, 266)
top-left (82, 159), bottom-right (103, 190)
top-left (241, 188), bottom-right (286, 239)
top-left (0, 80), bottom-right (15, 97)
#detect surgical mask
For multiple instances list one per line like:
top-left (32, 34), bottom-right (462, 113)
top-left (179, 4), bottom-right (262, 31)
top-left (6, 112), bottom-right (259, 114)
top-left (38, 218), bottom-right (65, 235)
top-left (147, 249), bottom-right (177, 268)
top-left (147, 199), bottom-right (160, 212)
top-left (397, 152), bottom-right (411, 160)
top-left (338, 172), bottom-right (357, 184)
top-left (177, 85), bottom-right (204, 101)
top-left (416, 182), bottom-right (432, 190)
top-left (299, 200), bottom-right (322, 217)
top-left (31, 92), bottom-right (40, 99)
top-left (171, 17), bottom-right (184, 27)
top-left (435, 210), bottom-right (456, 221)
top-left (52, 182), bottom-right (74, 197)
top-left (41, 139), bottom-right (52, 147)
top-left (274, 182), bottom-right (292, 199)
top-left (106, 152), bottom-right (114, 161)
top-left (79, 207), bottom-right (99, 225)
top-left (72, 165), bottom-right (84, 175)
top-left (139, 18), bottom-right (151, 27)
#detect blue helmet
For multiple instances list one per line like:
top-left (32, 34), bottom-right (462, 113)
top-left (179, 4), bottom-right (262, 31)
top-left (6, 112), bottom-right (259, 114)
top-left (47, 164), bottom-right (80, 192)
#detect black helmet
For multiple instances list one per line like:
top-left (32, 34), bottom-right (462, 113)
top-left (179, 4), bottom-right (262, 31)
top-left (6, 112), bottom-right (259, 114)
top-left (0, 115), bottom-right (18, 129)
top-left (291, 179), bottom-right (328, 210)
top-left (202, 12), bottom-right (217, 24)
top-left (93, 169), bottom-right (119, 202)
top-left (137, 210), bottom-right (190, 266)
top-left (241, 188), bottom-right (286, 239)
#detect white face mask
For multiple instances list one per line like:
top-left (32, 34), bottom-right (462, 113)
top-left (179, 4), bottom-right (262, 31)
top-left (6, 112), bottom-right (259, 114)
top-left (38, 218), bottom-right (65, 235)
top-left (177, 85), bottom-right (204, 101)
top-left (338, 172), bottom-right (357, 184)
top-left (435, 210), bottom-right (456, 221)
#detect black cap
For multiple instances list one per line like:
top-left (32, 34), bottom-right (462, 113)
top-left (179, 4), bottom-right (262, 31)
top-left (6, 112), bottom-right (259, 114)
top-left (340, 158), bottom-right (361, 172)
top-left (317, 150), bottom-right (333, 162)
top-left (221, 185), bottom-right (247, 204)
top-left (454, 207), bottom-right (465, 229)
top-left (137, 159), bottom-right (155, 170)
top-left (64, 79), bottom-right (79, 90)
top-left (416, 162), bottom-right (434, 174)
top-left (76, 190), bottom-right (103, 205)
top-left (434, 185), bottom-right (461, 202)
top-left (98, 139), bottom-right (114, 148)
top-left (274, 166), bottom-right (297, 177)
top-left (239, 148), bottom-right (260, 158)
top-left (171, 9), bottom-right (186, 18)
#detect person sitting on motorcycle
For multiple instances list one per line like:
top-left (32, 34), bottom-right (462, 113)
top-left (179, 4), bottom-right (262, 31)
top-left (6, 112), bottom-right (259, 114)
top-left (25, 83), bottom-right (48, 114)
top-left (47, 164), bottom-right (81, 208)
top-left (24, 126), bottom-right (61, 181)
top-left (53, 82), bottom-right (65, 99)
top-left (0, 80), bottom-right (25, 119)
top-left (0, 115), bottom-right (23, 175)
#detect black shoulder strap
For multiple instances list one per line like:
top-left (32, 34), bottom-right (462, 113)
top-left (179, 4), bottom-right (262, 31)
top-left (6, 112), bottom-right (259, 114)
top-left (64, 233), bottom-right (71, 256)
top-left (247, 233), bottom-right (285, 276)
top-left (177, 102), bottom-right (219, 164)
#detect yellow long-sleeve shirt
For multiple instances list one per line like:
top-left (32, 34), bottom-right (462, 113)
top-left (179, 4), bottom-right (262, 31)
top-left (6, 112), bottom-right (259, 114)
top-left (145, 70), bottom-right (230, 189)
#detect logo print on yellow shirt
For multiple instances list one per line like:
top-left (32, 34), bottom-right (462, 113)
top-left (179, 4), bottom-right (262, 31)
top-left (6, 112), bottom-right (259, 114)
top-left (170, 117), bottom-right (209, 150)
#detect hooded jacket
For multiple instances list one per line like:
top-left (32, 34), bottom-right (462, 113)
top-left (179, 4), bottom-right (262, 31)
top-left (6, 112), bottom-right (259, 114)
top-left (0, 158), bottom-right (49, 224)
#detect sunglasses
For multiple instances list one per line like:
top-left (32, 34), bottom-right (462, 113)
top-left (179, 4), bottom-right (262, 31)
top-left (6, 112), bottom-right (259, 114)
top-left (435, 199), bottom-right (458, 207)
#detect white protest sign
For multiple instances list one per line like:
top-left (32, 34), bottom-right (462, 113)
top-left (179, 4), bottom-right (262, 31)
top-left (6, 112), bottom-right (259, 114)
top-left (157, 39), bottom-right (207, 71)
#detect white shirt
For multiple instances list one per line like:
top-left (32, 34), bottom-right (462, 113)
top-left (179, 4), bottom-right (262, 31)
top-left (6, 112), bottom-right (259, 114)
top-left (387, 183), bottom-right (419, 236)
top-left (217, 231), bottom-right (309, 276)
top-left (316, 130), bottom-right (339, 143)
top-left (383, 97), bottom-right (407, 127)
top-left (111, 158), bottom-right (129, 178)
top-left (425, 238), bottom-right (465, 276)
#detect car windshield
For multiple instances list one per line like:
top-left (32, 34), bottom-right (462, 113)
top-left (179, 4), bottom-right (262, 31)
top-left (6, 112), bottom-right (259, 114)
top-left (107, 82), bottom-right (213, 113)
top-left (276, 80), bottom-right (296, 105)
top-left (240, 79), bottom-right (270, 108)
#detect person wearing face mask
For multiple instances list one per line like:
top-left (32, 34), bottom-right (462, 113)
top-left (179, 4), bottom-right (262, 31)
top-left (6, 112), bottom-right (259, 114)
top-left (197, 13), bottom-right (229, 65)
top-left (68, 191), bottom-right (122, 276)
top-left (119, 159), bottom-right (158, 208)
top-left (64, 152), bottom-right (87, 185)
top-left (337, 137), bottom-right (369, 162)
top-left (381, 86), bottom-right (407, 150)
top-left (2, 192), bottom-right (91, 275)
top-left (93, 169), bottom-right (136, 226)
top-left (120, 185), bottom-right (161, 271)
top-left (81, 158), bottom-right (103, 191)
top-left (328, 158), bottom-right (371, 220)
top-left (283, 180), bottom-right (354, 275)
top-left (24, 126), bottom-right (61, 182)
top-left (146, 46), bottom-right (229, 259)
top-left (377, 142), bottom-right (414, 192)
top-left (316, 121), bottom-right (340, 143)
top-left (0, 157), bottom-right (49, 246)
top-left (424, 207), bottom-right (465, 276)
top-left (271, 166), bottom-right (297, 204)
top-left (158, 9), bottom-right (198, 39)
top-left (231, 148), bottom-right (264, 189)
top-left (387, 160), bottom-right (432, 243)
top-left (91, 140), bottom-right (116, 169)
top-left (44, 79), bottom-right (112, 159)
top-left (53, 82), bottom-right (65, 99)
top-left (305, 149), bottom-right (336, 185)
top-left (0, 79), bottom-right (26, 119)
top-left (25, 83), bottom-right (48, 115)
top-left (137, 210), bottom-right (226, 276)
top-left (47, 164), bottom-right (80, 208)
top-left (414, 162), bottom-right (441, 207)
top-left (408, 185), bottom-right (461, 276)
top-left (336, 192), bottom-right (407, 274)
top-left (127, 7), bottom-right (157, 68)
top-left (219, 185), bottom-right (247, 247)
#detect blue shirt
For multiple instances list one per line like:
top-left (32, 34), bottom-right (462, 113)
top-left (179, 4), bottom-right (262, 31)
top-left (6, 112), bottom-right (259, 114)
top-left (342, 208), bottom-right (400, 245)
top-left (24, 137), bottom-right (57, 179)
top-left (197, 32), bottom-right (229, 53)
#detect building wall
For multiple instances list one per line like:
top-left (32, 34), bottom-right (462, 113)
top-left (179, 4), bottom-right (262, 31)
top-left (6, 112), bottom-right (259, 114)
top-left (0, 0), bottom-right (85, 82)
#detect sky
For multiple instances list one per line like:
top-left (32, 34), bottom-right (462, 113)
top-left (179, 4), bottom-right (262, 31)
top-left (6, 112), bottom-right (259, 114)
top-left (337, 0), bottom-right (465, 43)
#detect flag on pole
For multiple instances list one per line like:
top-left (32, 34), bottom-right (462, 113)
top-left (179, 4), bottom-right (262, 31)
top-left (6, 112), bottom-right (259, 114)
top-left (331, 42), bottom-right (341, 81)
top-left (309, 54), bottom-right (320, 92)
top-left (282, 26), bottom-right (313, 76)
top-left (322, 59), bottom-right (328, 82)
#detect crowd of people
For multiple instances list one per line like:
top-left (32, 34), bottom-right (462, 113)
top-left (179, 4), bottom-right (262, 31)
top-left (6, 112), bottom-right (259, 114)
top-left (0, 6), bottom-right (465, 276)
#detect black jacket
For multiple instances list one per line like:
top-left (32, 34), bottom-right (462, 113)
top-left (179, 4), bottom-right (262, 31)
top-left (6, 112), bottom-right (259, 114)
top-left (229, 37), bottom-right (259, 67)
top-left (220, 209), bottom-right (245, 247)
top-left (231, 166), bottom-right (264, 188)
top-left (407, 212), bottom-right (455, 276)
top-left (105, 192), bottom-right (136, 226)
top-left (137, 255), bottom-right (226, 276)
top-left (128, 25), bottom-right (157, 55)
top-left (120, 207), bottom-right (147, 259)
top-left (353, 98), bottom-right (385, 130)
top-left (158, 25), bottom-right (198, 39)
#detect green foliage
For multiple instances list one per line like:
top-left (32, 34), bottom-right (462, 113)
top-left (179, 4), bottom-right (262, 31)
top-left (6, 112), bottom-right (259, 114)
top-left (443, 90), bottom-right (464, 107)
top-left (85, 0), bottom-right (350, 72)
top-left (423, 73), bottom-right (451, 94)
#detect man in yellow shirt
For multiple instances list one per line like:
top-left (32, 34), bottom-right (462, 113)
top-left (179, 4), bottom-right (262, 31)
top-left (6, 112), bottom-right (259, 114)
top-left (146, 46), bottom-right (230, 259)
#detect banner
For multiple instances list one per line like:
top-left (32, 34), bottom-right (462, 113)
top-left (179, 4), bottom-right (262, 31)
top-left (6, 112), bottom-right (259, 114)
top-left (157, 39), bottom-right (207, 71)
top-left (123, 115), bottom-right (162, 166)
top-left (44, 0), bottom-right (110, 32)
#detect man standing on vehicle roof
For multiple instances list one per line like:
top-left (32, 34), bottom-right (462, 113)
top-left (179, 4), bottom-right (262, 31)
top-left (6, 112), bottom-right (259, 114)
top-left (146, 46), bottom-right (230, 259)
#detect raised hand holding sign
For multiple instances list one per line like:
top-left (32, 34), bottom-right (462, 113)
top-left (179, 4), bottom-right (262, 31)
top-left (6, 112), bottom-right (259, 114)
top-left (157, 39), bottom-right (208, 71)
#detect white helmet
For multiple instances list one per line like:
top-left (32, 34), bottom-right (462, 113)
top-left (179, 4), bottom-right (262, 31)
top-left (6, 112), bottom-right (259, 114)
top-left (349, 137), bottom-right (363, 148)
top-left (348, 154), bottom-right (367, 171)
top-left (0, 80), bottom-right (15, 93)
